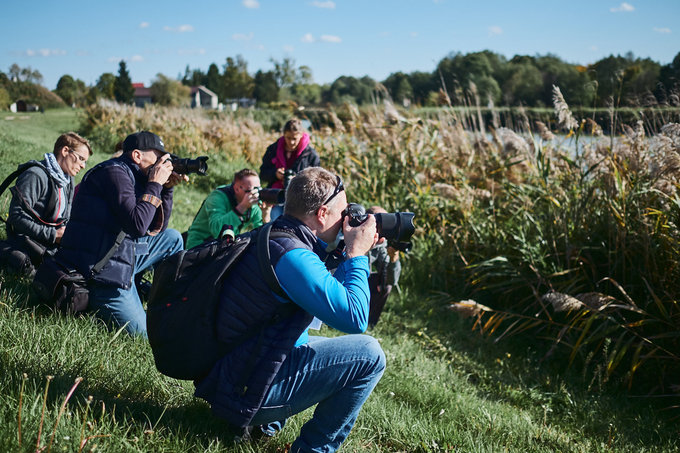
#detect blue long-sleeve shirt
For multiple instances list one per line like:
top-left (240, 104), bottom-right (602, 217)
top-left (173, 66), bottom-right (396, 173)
top-left (274, 247), bottom-right (371, 344)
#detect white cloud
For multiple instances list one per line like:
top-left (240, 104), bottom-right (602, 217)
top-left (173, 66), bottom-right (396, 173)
top-left (26, 48), bottom-right (66, 57)
top-left (301, 33), bottom-right (341, 43)
top-left (163, 24), bottom-right (194, 33)
top-left (139, 22), bottom-right (149, 29)
top-left (107, 56), bottom-right (122, 63)
top-left (283, 45), bottom-right (295, 52)
top-left (589, 45), bottom-right (599, 51)
top-left (320, 34), bottom-right (341, 43)
top-left (610, 2), bottom-right (634, 12)
top-left (488, 26), bottom-right (503, 36)
top-left (232, 32), bottom-right (254, 41)
top-left (653, 27), bottom-right (671, 34)
top-left (311, 1), bottom-right (335, 8)
top-left (410, 31), bottom-right (418, 38)
top-left (243, 0), bottom-right (259, 8)
top-left (130, 55), bottom-right (144, 62)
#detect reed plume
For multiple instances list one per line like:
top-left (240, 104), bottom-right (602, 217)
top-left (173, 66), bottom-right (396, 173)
top-left (552, 85), bottom-right (578, 131)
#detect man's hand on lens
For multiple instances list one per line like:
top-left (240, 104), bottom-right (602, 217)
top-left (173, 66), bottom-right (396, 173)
top-left (164, 172), bottom-right (189, 189)
top-left (343, 214), bottom-right (379, 259)
top-left (148, 154), bottom-right (173, 185)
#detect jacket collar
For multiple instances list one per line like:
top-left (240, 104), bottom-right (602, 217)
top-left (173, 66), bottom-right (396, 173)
top-left (273, 215), bottom-right (328, 259)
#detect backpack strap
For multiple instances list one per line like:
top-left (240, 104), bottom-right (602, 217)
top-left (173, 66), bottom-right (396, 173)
top-left (257, 222), bottom-right (289, 299)
top-left (91, 231), bottom-right (127, 275)
top-left (234, 223), bottom-right (302, 395)
top-left (0, 161), bottom-right (62, 226)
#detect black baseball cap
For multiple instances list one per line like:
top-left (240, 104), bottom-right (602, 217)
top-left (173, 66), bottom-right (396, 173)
top-left (122, 131), bottom-right (168, 154)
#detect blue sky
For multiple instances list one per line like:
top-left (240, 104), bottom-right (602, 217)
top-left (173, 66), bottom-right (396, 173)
top-left (2, 0), bottom-right (679, 90)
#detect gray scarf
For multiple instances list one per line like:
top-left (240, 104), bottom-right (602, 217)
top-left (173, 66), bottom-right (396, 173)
top-left (44, 152), bottom-right (70, 188)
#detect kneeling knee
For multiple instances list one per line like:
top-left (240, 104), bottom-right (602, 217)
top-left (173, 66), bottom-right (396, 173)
top-left (164, 229), bottom-right (184, 252)
top-left (362, 335), bottom-right (386, 375)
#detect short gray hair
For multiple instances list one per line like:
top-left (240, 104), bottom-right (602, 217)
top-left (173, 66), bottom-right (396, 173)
top-left (284, 167), bottom-right (339, 218)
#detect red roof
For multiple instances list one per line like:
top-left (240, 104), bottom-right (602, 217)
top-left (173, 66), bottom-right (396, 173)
top-left (132, 83), bottom-right (145, 88)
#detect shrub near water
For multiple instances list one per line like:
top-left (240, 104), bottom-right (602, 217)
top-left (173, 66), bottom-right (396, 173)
top-left (313, 99), bottom-right (680, 397)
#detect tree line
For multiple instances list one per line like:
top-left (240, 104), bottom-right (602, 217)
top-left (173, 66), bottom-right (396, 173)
top-left (2, 50), bottom-right (680, 110)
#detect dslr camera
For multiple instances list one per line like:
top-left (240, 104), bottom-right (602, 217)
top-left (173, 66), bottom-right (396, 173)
top-left (170, 155), bottom-right (209, 176)
top-left (256, 169), bottom-right (297, 205)
top-left (343, 203), bottom-right (415, 252)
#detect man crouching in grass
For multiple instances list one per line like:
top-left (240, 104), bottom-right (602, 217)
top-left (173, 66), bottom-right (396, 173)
top-left (194, 167), bottom-right (386, 452)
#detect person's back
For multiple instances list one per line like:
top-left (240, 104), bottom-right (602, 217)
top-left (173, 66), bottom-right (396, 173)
top-left (194, 167), bottom-right (385, 452)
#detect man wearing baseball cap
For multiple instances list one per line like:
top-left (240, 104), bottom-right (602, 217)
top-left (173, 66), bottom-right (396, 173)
top-left (54, 131), bottom-right (186, 336)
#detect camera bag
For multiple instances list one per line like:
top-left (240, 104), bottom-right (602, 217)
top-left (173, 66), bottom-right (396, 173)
top-left (147, 222), bottom-right (298, 380)
top-left (31, 231), bottom-right (126, 314)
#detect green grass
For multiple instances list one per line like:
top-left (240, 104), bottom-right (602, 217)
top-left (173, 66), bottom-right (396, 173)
top-left (0, 109), bottom-right (678, 452)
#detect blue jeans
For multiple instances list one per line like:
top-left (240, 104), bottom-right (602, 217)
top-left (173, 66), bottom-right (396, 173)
top-left (250, 334), bottom-right (386, 453)
top-left (88, 229), bottom-right (183, 337)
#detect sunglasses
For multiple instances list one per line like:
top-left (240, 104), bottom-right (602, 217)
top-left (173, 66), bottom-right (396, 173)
top-left (323, 175), bottom-right (344, 205)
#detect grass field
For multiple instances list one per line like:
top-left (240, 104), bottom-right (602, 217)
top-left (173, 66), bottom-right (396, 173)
top-left (0, 109), bottom-right (678, 452)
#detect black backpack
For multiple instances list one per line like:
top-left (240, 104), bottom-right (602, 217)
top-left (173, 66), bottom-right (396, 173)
top-left (146, 222), bottom-right (298, 380)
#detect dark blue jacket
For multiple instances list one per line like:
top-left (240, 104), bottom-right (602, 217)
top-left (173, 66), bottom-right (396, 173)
top-left (55, 156), bottom-right (173, 288)
top-left (194, 216), bottom-right (320, 426)
top-left (195, 214), bottom-right (371, 427)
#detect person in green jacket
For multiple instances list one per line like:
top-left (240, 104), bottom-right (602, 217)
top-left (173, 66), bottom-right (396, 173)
top-left (185, 168), bottom-right (270, 249)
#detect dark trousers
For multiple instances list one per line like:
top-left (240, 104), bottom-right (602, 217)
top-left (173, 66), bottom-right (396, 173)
top-left (368, 272), bottom-right (393, 327)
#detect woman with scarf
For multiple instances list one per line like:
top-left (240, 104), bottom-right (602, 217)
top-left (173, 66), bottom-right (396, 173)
top-left (259, 119), bottom-right (320, 219)
top-left (2, 132), bottom-right (91, 275)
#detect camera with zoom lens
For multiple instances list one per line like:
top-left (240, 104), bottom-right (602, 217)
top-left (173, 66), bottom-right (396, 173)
top-left (170, 155), bottom-right (209, 176)
top-left (257, 187), bottom-right (285, 205)
top-left (257, 169), bottom-right (297, 205)
top-left (343, 203), bottom-right (416, 252)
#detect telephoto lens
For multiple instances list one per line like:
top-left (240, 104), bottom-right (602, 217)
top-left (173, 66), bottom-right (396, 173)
top-left (343, 203), bottom-right (416, 252)
top-left (170, 155), bottom-right (209, 176)
top-left (258, 188), bottom-right (285, 205)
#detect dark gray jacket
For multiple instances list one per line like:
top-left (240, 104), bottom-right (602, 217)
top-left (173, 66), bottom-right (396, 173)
top-left (7, 160), bottom-right (74, 247)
